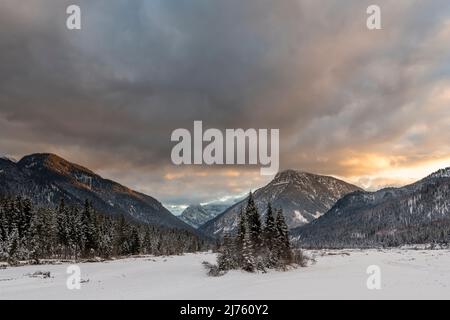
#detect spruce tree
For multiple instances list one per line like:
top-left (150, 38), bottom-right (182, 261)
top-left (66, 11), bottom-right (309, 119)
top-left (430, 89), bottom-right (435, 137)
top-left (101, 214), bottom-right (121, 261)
top-left (14, 197), bottom-right (24, 238)
top-left (235, 207), bottom-right (246, 265)
top-left (29, 208), bottom-right (53, 262)
top-left (8, 198), bottom-right (20, 236)
top-left (115, 214), bottom-right (129, 256)
top-left (142, 228), bottom-right (152, 255)
top-left (245, 192), bottom-right (262, 252)
top-left (68, 207), bottom-right (83, 260)
top-left (56, 199), bottom-right (70, 258)
top-left (81, 200), bottom-right (98, 256)
top-left (0, 204), bottom-right (7, 242)
top-left (129, 227), bottom-right (141, 255)
top-left (263, 203), bottom-right (277, 267)
top-left (0, 197), bottom-right (205, 262)
top-left (241, 226), bottom-right (256, 272)
top-left (218, 233), bottom-right (237, 271)
top-left (97, 215), bottom-right (114, 258)
top-left (264, 203), bottom-right (277, 249)
top-left (16, 198), bottom-right (33, 239)
top-left (7, 227), bottom-right (20, 264)
top-left (275, 208), bottom-right (291, 262)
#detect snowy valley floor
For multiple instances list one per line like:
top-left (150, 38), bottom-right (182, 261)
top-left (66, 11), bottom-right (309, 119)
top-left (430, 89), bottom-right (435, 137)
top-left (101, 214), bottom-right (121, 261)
top-left (0, 249), bottom-right (449, 300)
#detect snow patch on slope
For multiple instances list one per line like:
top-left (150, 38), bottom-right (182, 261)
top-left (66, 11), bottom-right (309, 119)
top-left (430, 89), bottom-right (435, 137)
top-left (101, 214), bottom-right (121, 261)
top-left (293, 210), bottom-right (308, 224)
top-left (0, 155), bottom-right (17, 163)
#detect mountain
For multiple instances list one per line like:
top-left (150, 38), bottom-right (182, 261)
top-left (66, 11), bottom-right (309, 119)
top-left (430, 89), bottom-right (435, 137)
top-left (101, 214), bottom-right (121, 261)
top-left (179, 203), bottom-right (228, 228)
top-left (292, 167), bottom-right (450, 248)
top-left (0, 153), bottom-right (194, 231)
top-left (200, 170), bottom-right (362, 237)
top-left (0, 155), bottom-right (17, 163)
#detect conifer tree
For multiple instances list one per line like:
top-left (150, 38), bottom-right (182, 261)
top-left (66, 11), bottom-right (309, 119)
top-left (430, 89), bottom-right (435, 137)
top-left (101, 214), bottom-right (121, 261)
top-left (0, 197), bottom-right (205, 262)
top-left (235, 207), bottom-right (246, 264)
top-left (29, 208), bottom-right (53, 262)
top-left (7, 228), bottom-right (20, 263)
top-left (115, 214), bottom-right (129, 256)
top-left (129, 227), bottom-right (141, 255)
top-left (245, 192), bottom-right (262, 252)
top-left (8, 199), bottom-right (20, 236)
top-left (56, 199), bottom-right (70, 258)
top-left (68, 207), bottom-right (83, 260)
top-left (263, 203), bottom-right (277, 267)
top-left (81, 200), bottom-right (98, 256)
top-left (241, 225), bottom-right (255, 272)
top-left (217, 233), bottom-right (237, 270)
top-left (97, 215), bottom-right (114, 258)
top-left (264, 203), bottom-right (277, 249)
top-left (0, 205), bottom-right (7, 242)
top-left (17, 198), bottom-right (33, 239)
top-left (142, 228), bottom-right (152, 255)
top-left (275, 208), bottom-right (291, 262)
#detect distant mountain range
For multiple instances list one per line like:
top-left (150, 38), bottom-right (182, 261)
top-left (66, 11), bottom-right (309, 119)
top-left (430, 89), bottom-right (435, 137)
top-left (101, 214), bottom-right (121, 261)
top-left (179, 203), bottom-right (229, 228)
top-left (0, 153), bottom-right (194, 232)
top-left (3, 153), bottom-right (447, 248)
top-left (200, 170), bottom-right (361, 237)
top-left (292, 167), bottom-right (450, 248)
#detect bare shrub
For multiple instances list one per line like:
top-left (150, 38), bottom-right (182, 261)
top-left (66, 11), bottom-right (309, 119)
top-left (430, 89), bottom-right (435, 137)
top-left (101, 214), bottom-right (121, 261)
top-left (290, 249), bottom-right (309, 268)
top-left (202, 261), bottom-right (226, 277)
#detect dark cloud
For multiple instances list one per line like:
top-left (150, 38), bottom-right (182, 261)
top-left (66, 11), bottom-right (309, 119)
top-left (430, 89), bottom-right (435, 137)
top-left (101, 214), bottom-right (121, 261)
top-left (1, 0), bottom-right (450, 208)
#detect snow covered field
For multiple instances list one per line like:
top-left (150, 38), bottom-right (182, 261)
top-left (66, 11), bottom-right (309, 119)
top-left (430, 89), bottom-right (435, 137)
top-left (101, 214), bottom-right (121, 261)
top-left (1, 249), bottom-right (449, 300)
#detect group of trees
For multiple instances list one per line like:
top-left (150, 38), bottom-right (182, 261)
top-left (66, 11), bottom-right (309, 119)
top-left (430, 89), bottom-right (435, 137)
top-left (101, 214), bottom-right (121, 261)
top-left (215, 193), bottom-right (304, 273)
top-left (299, 218), bottom-right (450, 249)
top-left (0, 197), bottom-right (205, 264)
top-left (296, 184), bottom-right (450, 249)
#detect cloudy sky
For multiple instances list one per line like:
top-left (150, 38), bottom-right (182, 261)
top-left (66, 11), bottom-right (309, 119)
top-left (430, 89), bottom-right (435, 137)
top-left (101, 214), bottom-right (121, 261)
top-left (1, 0), bottom-right (449, 214)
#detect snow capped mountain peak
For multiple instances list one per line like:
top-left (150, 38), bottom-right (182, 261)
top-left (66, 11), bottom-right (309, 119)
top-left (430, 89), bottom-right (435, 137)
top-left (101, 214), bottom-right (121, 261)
top-left (201, 169), bottom-right (362, 237)
top-left (270, 170), bottom-right (322, 188)
top-left (0, 155), bottom-right (17, 163)
top-left (427, 167), bottom-right (450, 179)
top-left (1, 152), bottom-right (195, 232)
top-left (18, 153), bottom-right (96, 177)
top-left (274, 169), bottom-right (308, 181)
top-left (180, 203), bottom-right (228, 228)
top-left (294, 166), bottom-right (450, 248)
top-left (187, 204), bottom-right (204, 210)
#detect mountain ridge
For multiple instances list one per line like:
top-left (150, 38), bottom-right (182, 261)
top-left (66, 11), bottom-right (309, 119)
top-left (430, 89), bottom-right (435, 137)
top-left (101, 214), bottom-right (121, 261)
top-left (179, 203), bottom-right (229, 228)
top-left (292, 167), bottom-right (450, 248)
top-left (0, 153), bottom-right (195, 232)
top-left (200, 169), bottom-right (362, 237)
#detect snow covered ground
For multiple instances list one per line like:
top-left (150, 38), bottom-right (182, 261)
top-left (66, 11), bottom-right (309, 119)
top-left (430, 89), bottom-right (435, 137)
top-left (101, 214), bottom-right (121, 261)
top-left (0, 249), bottom-right (449, 300)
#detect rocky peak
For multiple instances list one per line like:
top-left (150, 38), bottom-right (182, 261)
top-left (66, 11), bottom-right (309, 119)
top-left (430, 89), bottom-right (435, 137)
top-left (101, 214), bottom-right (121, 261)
top-left (18, 153), bottom-right (94, 176)
top-left (427, 167), bottom-right (450, 179)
